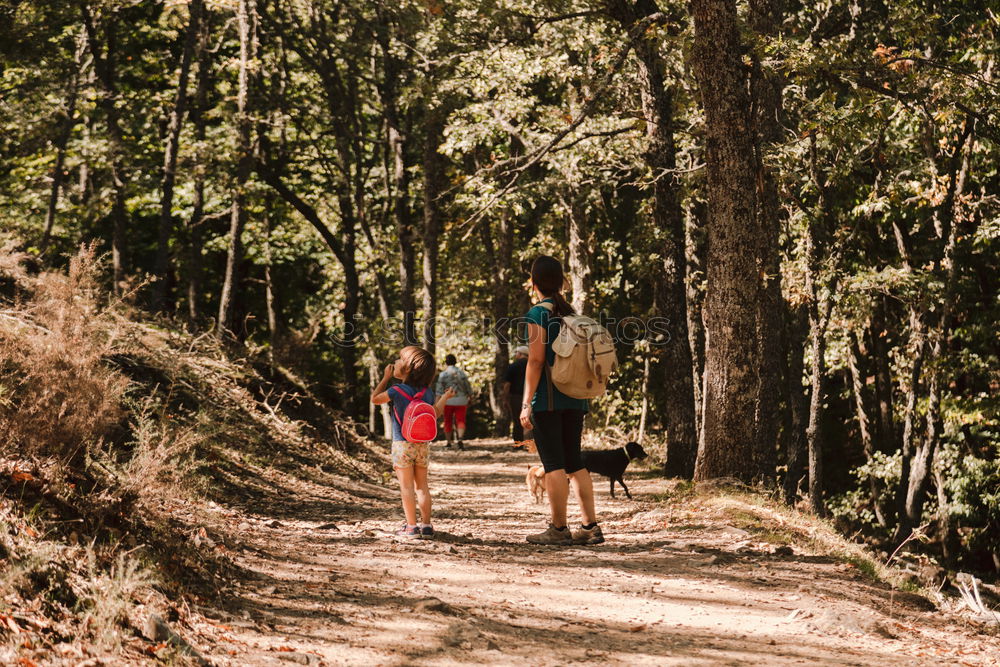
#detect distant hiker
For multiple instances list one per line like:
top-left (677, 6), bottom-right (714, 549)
top-left (501, 345), bottom-right (530, 442)
top-left (435, 353), bottom-right (474, 450)
top-left (520, 256), bottom-right (603, 546)
top-left (371, 346), bottom-right (454, 538)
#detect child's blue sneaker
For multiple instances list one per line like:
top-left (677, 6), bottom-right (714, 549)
top-left (396, 524), bottom-right (420, 538)
top-left (420, 525), bottom-right (434, 538)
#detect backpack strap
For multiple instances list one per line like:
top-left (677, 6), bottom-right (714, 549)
top-left (391, 385), bottom-right (419, 427)
top-left (537, 301), bottom-right (556, 410)
top-left (389, 386), bottom-right (405, 426)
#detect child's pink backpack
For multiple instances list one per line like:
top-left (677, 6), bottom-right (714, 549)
top-left (393, 387), bottom-right (437, 443)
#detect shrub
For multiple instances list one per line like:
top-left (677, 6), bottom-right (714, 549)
top-left (828, 450), bottom-right (901, 537)
top-left (944, 447), bottom-right (1000, 567)
top-left (0, 244), bottom-right (128, 467)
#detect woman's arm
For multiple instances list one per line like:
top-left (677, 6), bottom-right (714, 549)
top-left (520, 322), bottom-right (546, 429)
top-left (434, 388), bottom-right (456, 416)
top-left (371, 364), bottom-right (394, 405)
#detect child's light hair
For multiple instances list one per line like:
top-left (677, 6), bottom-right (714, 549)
top-left (399, 346), bottom-right (435, 387)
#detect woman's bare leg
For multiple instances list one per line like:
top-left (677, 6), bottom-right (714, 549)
top-left (545, 469), bottom-right (570, 527)
top-left (569, 469), bottom-right (597, 525)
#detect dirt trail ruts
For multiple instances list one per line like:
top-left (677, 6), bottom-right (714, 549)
top-left (194, 439), bottom-right (998, 666)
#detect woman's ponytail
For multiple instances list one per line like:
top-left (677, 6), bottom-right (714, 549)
top-left (550, 292), bottom-right (575, 318)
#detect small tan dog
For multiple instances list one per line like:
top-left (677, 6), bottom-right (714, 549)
top-left (526, 465), bottom-right (546, 503)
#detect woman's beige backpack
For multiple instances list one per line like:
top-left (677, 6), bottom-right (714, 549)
top-left (539, 302), bottom-right (618, 399)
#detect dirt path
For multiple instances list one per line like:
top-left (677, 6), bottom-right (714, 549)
top-left (191, 439), bottom-right (998, 666)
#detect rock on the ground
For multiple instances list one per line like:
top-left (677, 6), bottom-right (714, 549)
top-left (414, 597), bottom-right (455, 614)
top-left (443, 621), bottom-right (480, 647)
top-left (278, 652), bottom-right (321, 665)
top-left (809, 609), bottom-right (897, 639)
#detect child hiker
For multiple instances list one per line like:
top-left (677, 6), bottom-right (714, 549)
top-left (371, 346), bottom-right (454, 538)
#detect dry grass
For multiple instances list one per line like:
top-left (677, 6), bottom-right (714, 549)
top-left (697, 486), bottom-right (911, 588)
top-left (0, 244), bottom-right (128, 467)
top-left (0, 243), bottom-right (389, 662)
top-left (0, 500), bottom-right (157, 661)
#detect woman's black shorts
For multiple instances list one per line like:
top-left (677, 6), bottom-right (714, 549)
top-left (531, 409), bottom-right (585, 473)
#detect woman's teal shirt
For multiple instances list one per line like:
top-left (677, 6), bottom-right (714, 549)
top-left (524, 298), bottom-right (589, 413)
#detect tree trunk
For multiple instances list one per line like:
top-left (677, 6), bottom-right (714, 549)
top-left (748, 0), bottom-right (785, 483)
top-left (82, 6), bottom-right (129, 292)
top-left (847, 335), bottom-right (873, 465)
top-left (263, 203), bottom-right (283, 349)
top-left (607, 0), bottom-right (697, 478)
top-left (638, 68), bottom-right (696, 480)
top-left (217, 0), bottom-right (256, 337)
top-left (185, 13), bottom-right (212, 328)
top-left (783, 303), bottom-right (809, 504)
top-left (894, 309), bottom-right (926, 539)
top-left (482, 214), bottom-right (514, 437)
top-left (685, 198), bottom-right (707, 437)
top-left (390, 121), bottom-right (418, 344)
top-left (422, 108), bottom-right (446, 354)
top-left (690, 0), bottom-right (768, 481)
top-left (357, 215), bottom-right (393, 322)
top-left (934, 467), bottom-right (957, 562)
top-left (849, 330), bottom-right (888, 526)
top-left (340, 228), bottom-right (361, 419)
top-left (905, 344), bottom-right (940, 525)
top-left (903, 120), bottom-right (973, 531)
top-left (41, 30), bottom-right (87, 256)
top-left (368, 350), bottom-right (392, 439)
top-left (153, 0), bottom-right (204, 311)
top-left (638, 353), bottom-right (651, 443)
top-left (805, 296), bottom-right (828, 515)
top-left (377, 20), bottom-right (418, 345)
top-left (869, 296), bottom-right (897, 453)
top-left (565, 194), bottom-right (591, 315)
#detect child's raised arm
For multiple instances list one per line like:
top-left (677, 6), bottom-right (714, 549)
top-left (371, 364), bottom-right (395, 405)
top-left (434, 387), bottom-right (456, 417)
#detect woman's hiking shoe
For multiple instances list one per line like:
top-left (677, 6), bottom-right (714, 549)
top-left (396, 524), bottom-right (420, 538)
top-left (456, 440), bottom-right (465, 451)
top-left (572, 524), bottom-right (605, 545)
top-left (526, 524), bottom-right (573, 545)
top-left (419, 525), bottom-right (435, 538)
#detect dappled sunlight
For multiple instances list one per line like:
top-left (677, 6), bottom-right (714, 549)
top-left (192, 438), bottom-right (999, 665)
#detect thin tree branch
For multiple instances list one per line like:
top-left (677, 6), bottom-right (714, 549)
top-left (458, 12), bottom-right (668, 238)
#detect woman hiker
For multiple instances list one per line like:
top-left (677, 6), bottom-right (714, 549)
top-left (435, 353), bottom-right (474, 450)
top-left (519, 256), bottom-right (603, 545)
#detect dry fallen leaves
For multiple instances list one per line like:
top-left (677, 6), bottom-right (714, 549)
top-left (144, 641), bottom-right (169, 656)
top-left (1, 614), bottom-right (22, 634)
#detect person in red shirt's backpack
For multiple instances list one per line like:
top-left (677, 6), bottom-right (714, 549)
top-left (372, 346), bottom-right (454, 538)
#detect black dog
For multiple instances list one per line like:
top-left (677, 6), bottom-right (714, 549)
top-left (581, 441), bottom-right (648, 499)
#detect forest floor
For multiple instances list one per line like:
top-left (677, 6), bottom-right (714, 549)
top-left (178, 438), bottom-right (999, 667)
